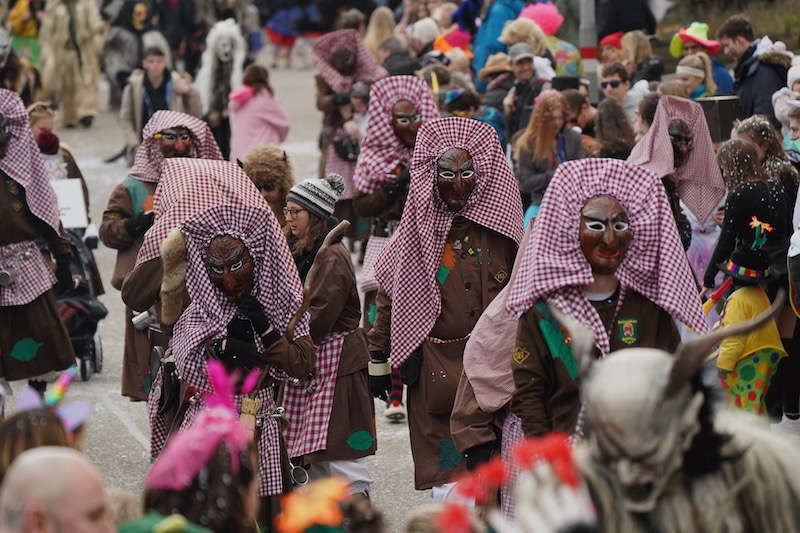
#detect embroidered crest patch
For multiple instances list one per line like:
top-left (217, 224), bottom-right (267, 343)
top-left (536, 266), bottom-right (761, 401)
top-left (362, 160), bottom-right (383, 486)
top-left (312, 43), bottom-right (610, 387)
top-left (617, 318), bottom-right (639, 345)
top-left (494, 268), bottom-right (508, 284)
top-left (513, 347), bottom-right (530, 365)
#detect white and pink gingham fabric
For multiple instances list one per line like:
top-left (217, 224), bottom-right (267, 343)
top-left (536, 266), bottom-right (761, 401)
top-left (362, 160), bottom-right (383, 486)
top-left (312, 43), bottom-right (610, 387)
top-left (358, 235), bottom-right (389, 293)
top-left (171, 203), bottom-right (309, 495)
top-left (130, 110), bottom-right (223, 184)
top-left (312, 29), bottom-right (387, 94)
top-left (0, 89), bottom-right (60, 232)
top-left (353, 75), bottom-right (440, 195)
top-left (374, 117), bottom-right (524, 367)
top-left (506, 158), bottom-right (708, 355)
top-left (282, 330), bottom-right (348, 459)
top-left (627, 95), bottom-right (725, 224)
top-left (500, 413), bottom-right (524, 517)
top-left (135, 158), bottom-right (267, 266)
top-left (0, 240), bottom-right (56, 305)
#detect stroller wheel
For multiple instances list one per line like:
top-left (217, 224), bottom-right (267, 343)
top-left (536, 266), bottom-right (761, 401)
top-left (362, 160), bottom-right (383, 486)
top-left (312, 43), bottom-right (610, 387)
top-left (79, 357), bottom-right (92, 382)
top-left (93, 334), bottom-right (103, 373)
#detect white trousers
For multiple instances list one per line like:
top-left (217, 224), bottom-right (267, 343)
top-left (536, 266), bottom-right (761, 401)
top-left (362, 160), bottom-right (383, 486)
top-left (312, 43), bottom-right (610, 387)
top-left (307, 458), bottom-right (374, 494)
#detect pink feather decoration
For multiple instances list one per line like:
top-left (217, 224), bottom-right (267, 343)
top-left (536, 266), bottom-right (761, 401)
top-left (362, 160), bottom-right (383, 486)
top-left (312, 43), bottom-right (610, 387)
top-left (241, 368), bottom-right (261, 396)
top-left (144, 360), bottom-right (251, 491)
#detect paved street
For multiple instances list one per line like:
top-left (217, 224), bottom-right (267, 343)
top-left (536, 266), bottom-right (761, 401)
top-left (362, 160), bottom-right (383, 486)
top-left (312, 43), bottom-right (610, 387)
top-left (5, 62), bottom-right (428, 532)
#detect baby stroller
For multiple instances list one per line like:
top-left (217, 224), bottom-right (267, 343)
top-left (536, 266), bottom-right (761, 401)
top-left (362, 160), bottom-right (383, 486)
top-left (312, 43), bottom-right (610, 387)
top-left (54, 229), bottom-right (108, 381)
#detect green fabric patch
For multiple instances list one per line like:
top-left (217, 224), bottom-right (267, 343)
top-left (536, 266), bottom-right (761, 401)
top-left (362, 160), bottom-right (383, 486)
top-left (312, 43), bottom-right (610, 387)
top-left (346, 430), bottom-right (374, 451)
top-left (142, 375), bottom-right (152, 396)
top-left (368, 303), bottom-right (377, 326)
top-left (123, 176), bottom-right (151, 216)
top-left (10, 338), bottom-right (43, 362)
top-left (739, 364), bottom-right (756, 381)
top-left (436, 265), bottom-right (451, 285)
top-left (535, 302), bottom-right (578, 380)
top-left (437, 438), bottom-right (462, 471)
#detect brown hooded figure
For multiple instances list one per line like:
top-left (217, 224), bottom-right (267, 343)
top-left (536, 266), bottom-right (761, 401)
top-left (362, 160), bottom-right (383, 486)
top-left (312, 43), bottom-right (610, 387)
top-left (240, 145), bottom-right (295, 227)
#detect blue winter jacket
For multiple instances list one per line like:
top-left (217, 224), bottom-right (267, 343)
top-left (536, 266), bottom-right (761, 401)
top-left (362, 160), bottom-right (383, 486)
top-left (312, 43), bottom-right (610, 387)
top-left (472, 0), bottom-right (525, 92)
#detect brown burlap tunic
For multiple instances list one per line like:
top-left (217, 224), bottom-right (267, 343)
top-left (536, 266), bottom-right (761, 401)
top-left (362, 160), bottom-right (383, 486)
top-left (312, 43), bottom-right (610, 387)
top-left (301, 241), bottom-right (376, 463)
top-left (0, 173), bottom-right (75, 380)
top-left (100, 181), bottom-right (157, 400)
top-left (369, 217), bottom-right (517, 489)
top-left (511, 290), bottom-right (681, 437)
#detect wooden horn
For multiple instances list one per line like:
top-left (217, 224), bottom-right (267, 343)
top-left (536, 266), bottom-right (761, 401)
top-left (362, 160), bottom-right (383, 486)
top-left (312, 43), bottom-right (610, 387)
top-left (664, 289), bottom-right (786, 397)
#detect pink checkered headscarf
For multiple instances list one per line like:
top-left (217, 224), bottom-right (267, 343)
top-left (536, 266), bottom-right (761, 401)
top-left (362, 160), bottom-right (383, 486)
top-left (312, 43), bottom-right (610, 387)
top-left (0, 89), bottom-right (60, 231)
top-left (135, 158), bottom-right (267, 266)
top-left (375, 117), bottom-right (524, 366)
top-left (312, 29), bottom-right (388, 94)
top-left (353, 75), bottom-right (440, 194)
top-left (627, 95), bottom-right (725, 224)
top-left (172, 204), bottom-right (309, 392)
top-left (130, 110), bottom-right (222, 183)
top-left (506, 158), bottom-right (707, 355)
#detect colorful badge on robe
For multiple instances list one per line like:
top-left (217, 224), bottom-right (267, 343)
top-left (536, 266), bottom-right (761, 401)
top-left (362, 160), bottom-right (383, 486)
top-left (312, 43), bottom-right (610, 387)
top-left (617, 318), bottom-right (639, 345)
top-left (512, 346), bottom-right (530, 365)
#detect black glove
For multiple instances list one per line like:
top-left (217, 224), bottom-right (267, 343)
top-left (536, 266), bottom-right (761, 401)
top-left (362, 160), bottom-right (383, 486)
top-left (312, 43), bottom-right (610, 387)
top-left (124, 211), bottom-right (155, 238)
top-left (213, 337), bottom-right (268, 369)
top-left (384, 167), bottom-right (410, 198)
top-left (368, 351), bottom-right (392, 401)
top-left (464, 440), bottom-right (498, 471)
top-left (237, 294), bottom-right (270, 334)
top-left (54, 254), bottom-right (74, 292)
top-left (332, 92), bottom-right (351, 106)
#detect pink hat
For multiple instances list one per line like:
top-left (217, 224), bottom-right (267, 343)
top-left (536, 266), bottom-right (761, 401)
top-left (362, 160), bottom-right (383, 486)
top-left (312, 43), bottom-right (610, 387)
top-left (518, 2), bottom-right (564, 36)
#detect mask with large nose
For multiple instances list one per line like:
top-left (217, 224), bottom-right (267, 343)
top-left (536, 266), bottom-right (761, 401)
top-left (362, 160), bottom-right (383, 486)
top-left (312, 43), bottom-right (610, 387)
top-left (157, 127), bottom-right (194, 158)
top-left (436, 147), bottom-right (476, 212)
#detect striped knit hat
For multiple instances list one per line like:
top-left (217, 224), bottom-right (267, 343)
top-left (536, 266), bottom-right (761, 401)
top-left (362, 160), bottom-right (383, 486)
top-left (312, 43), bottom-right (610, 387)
top-left (287, 173), bottom-right (345, 221)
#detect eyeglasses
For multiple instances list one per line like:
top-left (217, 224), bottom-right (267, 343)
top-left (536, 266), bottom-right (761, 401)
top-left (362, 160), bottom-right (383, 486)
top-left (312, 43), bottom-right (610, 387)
top-left (600, 80), bottom-right (621, 89)
top-left (283, 207), bottom-right (306, 218)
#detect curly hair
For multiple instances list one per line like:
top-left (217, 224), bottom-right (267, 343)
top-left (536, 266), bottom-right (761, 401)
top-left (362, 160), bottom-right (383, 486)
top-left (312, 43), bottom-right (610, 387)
top-left (716, 138), bottom-right (765, 191)
top-left (515, 89), bottom-right (567, 163)
top-left (144, 442), bottom-right (258, 533)
top-left (499, 18), bottom-right (549, 56)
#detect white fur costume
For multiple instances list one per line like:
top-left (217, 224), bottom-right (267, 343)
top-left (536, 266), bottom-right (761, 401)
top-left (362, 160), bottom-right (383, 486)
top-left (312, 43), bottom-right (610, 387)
top-left (193, 18), bottom-right (246, 116)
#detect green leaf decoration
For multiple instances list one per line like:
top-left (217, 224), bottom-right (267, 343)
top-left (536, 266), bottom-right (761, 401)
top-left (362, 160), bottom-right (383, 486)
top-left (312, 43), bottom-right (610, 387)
top-left (346, 430), bottom-right (374, 451)
top-left (436, 265), bottom-right (451, 285)
top-left (10, 338), bottom-right (43, 362)
top-left (142, 375), bottom-right (153, 396)
top-left (437, 438), bottom-right (462, 471)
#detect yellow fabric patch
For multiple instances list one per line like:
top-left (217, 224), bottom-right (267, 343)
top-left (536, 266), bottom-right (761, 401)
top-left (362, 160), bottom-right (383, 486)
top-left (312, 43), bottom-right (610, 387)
top-left (513, 346), bottom-right (530, 365)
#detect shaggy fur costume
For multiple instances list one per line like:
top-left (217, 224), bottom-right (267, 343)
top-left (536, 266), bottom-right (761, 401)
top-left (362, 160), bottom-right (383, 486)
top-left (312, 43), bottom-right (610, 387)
top-left (578, 408), bottom-right (800, 532)
top-left (0, 51), bottom-right (42, 107)
top-left (194, 18), bottom-right (246, 116)
top-left (39, 0), bottom-right (104, 125)
top-left (241, 145), bottom-right (295, 226)
top-left (159, 228), bottom-right (188, 326)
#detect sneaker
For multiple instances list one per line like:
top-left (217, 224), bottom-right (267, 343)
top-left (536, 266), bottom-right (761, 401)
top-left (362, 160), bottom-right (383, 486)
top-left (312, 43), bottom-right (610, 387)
top-left (384, 401), bottom-right (406, 423)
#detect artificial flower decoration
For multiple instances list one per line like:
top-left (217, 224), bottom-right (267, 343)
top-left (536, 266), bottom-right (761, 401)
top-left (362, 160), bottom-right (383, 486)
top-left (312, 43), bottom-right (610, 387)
top-left (512, 433), bottom-right (577, 487)
top-left (15, 365), bottom-right (93, 436)
top-left (275, 477), bottom-right (350, 533)
top-left (436, 503), bottom-right (472, 533)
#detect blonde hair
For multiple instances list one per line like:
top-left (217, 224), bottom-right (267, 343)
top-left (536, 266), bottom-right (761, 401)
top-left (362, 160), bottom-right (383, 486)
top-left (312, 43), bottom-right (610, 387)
top-left (658, 80), bottom-right (691, 98)
top-left (364, 7), bottom-right (396, 60)
top-left (27, 101), bottom-right (57, 126)
top-left (499, 18), bottom-right (548, 56)
top-left (677, 52), bottom-right (717, 95)
top-left (445, 47), bottom-right (470, 74)
top-left (621, 30), bottom-right (652, 67)
top-left (432, 2), bottom-right (458, 29)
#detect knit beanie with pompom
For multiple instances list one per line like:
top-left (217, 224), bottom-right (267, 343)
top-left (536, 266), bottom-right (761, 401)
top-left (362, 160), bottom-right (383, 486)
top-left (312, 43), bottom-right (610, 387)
top-left (287, 173), bottom-right (344, 221)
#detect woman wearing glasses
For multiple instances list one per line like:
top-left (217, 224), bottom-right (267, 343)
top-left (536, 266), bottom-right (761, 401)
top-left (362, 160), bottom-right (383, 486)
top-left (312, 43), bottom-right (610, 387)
top-left (282, 173), bottom-right (376, 497)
